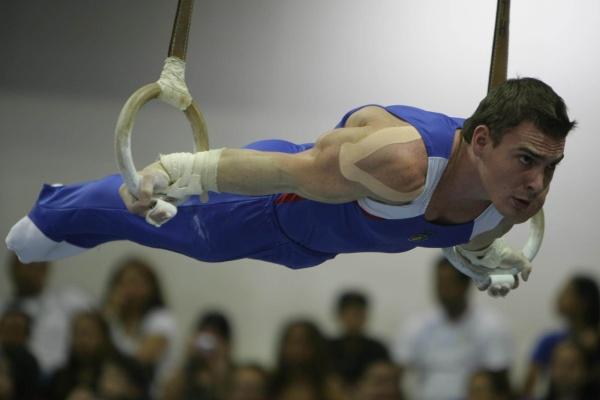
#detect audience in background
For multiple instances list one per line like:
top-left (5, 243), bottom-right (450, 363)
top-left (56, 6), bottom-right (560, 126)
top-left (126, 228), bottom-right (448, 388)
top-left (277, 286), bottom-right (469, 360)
top-left (270, 319), bottom-right (343, 400)
top-left (352, 358), bottom-right (402, 400)
top-left (0, 253), bottom-right (92, 375)
top-left (225, 364), bottom-right (270, 400)
top-left (163, 310), bottom-right (235, 400)
top-left (0, 308), bottom-right (40, 400)
top-left (102, 256), bottom-right (177, 391)
top-left (4, 249), bottom-right (598, 400)
top-left (467, 369), bottom-right (514, 400)
top-left (328, 290), bottom-right (390, 389)
top-left (543, 340), bottom-right (598, 400)
top-left (522, 274), bottom-right (600, 398)
top-left (392, 256), bottom-right (515, 400)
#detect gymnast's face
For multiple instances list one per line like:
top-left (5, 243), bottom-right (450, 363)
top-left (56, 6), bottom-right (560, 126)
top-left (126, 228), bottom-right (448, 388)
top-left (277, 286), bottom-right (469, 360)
top-left (473, 121), bottom-right (565, 223)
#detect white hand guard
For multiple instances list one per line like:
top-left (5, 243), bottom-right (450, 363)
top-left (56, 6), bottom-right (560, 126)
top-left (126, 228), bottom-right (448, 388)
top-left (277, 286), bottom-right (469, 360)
top-left (442, 239), bottom-right (533, 297)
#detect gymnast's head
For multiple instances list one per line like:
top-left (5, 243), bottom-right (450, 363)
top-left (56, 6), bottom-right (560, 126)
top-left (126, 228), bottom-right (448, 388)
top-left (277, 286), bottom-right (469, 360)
top-left (461, 77), bottom-right (577, 222)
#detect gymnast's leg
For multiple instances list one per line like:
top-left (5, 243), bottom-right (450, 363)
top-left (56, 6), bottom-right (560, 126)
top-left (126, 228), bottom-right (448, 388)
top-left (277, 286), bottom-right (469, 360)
top-left (6, 140), bottom-right (314, 264)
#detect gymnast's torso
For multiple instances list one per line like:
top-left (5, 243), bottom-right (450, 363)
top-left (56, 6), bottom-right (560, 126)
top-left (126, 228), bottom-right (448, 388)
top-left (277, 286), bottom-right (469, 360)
top-left (20, 105), bottom-right (503, 269)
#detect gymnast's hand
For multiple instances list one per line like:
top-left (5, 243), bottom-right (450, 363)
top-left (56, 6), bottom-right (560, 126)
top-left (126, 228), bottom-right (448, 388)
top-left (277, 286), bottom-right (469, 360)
top-left (119, 162), bottom-right (173, 224)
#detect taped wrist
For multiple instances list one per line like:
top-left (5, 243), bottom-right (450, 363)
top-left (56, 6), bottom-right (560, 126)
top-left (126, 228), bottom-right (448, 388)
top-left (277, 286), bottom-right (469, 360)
top-left (455, 239), bottom-right (505, 270)
top-left (159, 148), bottom-right (224, 199)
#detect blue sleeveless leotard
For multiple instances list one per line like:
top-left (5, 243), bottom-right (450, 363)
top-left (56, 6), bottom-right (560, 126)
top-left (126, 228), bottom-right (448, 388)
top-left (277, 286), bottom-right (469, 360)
top-left (6, 105), bottom-right (503, 268)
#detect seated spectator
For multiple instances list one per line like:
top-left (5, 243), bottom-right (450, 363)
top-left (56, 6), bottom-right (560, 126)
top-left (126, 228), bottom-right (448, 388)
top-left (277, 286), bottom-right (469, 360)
top-left (543, 340), bottom-right (598, 400)
top-left (47, 310), bottom-right (119, 399)
top-left (270, 319), bottom-right (343, 400)
top-left (0, 308), bottom-right (41, 400)
top-left (393, 256), bottom-right (514, 400)
top-left (521, 274), bottom-right (600, 398)
top-left (467, 370), bottom-right (514, 400)
top-left (163, 310), bottom-right (234, 400)
top-left (225, 364), bottom-right (270, 400)
top-left (0, 252), bottom-right (92, 375)
top-left (328, 290), bottom-right (389, 387)
top-left (102, 256), bottom-right (176, 389)
top-left (352, 358), bottom-right (402, 400)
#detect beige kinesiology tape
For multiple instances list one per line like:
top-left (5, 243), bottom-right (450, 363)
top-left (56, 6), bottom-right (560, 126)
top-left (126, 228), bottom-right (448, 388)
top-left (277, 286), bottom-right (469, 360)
top-left (159, 148), bottom-right (224, 200)
top-left (339, 127), bottom-right (423, 202)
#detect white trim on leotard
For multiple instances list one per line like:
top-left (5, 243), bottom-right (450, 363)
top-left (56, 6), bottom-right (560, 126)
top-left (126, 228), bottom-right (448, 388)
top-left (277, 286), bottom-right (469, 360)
top-left (356, 157), bottom-right (504, 239)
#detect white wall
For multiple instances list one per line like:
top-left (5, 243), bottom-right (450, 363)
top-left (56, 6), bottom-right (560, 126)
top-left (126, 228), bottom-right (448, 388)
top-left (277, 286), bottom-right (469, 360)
top-left (1, 0), bottom-right (599, 381)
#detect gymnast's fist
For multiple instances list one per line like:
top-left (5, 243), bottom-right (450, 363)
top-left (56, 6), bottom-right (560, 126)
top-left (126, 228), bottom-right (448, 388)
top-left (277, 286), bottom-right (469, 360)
top-left (118, 162), bottom-right (172, 221)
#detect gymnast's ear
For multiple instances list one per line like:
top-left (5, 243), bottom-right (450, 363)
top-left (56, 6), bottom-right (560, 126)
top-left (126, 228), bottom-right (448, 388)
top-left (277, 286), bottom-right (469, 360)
top-left (471, 124), bottom-right (493, 157)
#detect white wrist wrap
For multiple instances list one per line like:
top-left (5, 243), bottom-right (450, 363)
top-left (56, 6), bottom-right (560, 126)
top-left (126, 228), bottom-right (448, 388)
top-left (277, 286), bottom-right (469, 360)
top-left (455, 239), bottom-right (520, 271)
top-left (159, 148), bottom-right (224, 201)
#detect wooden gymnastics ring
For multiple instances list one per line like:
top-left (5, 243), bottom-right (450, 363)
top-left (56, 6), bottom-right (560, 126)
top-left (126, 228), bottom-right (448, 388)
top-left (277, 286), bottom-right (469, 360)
top-left (115, 0), bottom-right (208, 226)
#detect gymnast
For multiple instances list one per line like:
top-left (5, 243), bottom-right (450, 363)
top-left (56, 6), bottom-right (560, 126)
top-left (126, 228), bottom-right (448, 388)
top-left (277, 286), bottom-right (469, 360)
top-left (5, 77), bottom-right (574, 297)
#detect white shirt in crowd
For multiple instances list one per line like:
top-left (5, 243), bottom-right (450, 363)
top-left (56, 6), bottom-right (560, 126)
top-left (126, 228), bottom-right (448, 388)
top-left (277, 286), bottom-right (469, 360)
top-left (393, 305), bottom-right (514, 400)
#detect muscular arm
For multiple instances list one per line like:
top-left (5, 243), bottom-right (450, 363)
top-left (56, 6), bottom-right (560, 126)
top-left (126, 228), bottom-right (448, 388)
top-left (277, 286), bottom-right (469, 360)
top-left (215, 126), bottom-right (376, 203)
top-left (216, 122), bottom-right (427, 203)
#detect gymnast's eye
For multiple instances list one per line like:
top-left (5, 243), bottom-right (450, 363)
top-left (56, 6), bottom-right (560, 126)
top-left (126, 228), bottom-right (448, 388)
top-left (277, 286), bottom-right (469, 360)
top-left (518, 154), bottom-right (533, 166)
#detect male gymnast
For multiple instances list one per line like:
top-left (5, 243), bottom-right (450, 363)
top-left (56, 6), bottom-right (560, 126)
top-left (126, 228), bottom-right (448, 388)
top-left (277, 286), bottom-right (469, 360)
top-left (6, 77), bottom-right (575, 296)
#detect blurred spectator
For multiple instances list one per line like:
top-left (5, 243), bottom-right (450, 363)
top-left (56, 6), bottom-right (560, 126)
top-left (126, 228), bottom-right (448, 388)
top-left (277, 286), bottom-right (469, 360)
top-left (543, 340), bottom-right (598, 400)
top-left (97, 356), bottom-right (149, 400)
top-left (328, 290), bottom-right (390, 387)
top-left (225, 364), bottom-right (270, 400)
top-left (467, 370), bottom-right (514, 400)
top-left (393, 256), bottom-right (514, 400)
top-left (0, 308), bottom-right (41, 400)
top-left (47, 310), bottom-right (120, 399)
top-left (270, 319), bottom-right (343, 400)
top-left (102, 256), bottom-right (176, 390)
top-left (0, 357), bottom-right (14, 400)
top-left (521, 274), bottom-right (600, 398)
top-left (0, 252), bottom-right (93, 374)
top-left (163, 310), bottom-right (234, 400)
top-left (352, 359), bottom-right (402, 400)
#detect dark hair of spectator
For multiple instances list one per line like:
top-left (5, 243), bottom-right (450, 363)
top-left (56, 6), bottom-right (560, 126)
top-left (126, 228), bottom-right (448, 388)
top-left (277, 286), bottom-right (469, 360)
top-left (336, 290), bottom-right (368, 314)
top-left (196, 310), bottom-right (232, 343)
top-left (105, 256), bottom-right (166, 313)
top-left (570, 274), bottom-right (600, 327)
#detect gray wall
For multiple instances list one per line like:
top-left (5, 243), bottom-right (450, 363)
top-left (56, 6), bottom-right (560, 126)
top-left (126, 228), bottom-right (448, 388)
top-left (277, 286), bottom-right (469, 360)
top-left (1, 0), bottom-right (599, 380)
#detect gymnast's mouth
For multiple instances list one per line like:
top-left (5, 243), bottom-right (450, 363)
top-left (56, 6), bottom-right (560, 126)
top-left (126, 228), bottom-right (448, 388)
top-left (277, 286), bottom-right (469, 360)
top-left (510, 197), bottom-right (531, 210)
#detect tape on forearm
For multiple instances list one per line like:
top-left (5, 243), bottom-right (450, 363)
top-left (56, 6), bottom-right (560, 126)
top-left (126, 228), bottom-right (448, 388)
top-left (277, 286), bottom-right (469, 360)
top-left (159, 148), bottom-right (224, 199)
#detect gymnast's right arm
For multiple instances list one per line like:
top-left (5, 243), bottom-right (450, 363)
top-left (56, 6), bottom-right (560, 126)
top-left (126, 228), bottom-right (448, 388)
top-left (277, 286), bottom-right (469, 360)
top-left (119, 125), bottom-right (426, 217)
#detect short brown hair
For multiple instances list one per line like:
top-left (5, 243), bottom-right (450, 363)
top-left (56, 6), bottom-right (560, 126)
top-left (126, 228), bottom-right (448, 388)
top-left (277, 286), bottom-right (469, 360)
top-left (462, 77), bottom-right (576, 144)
